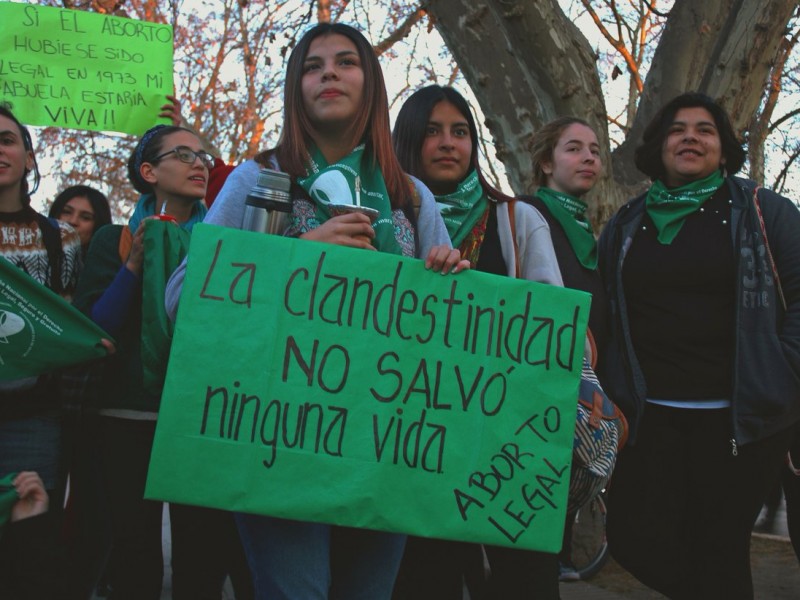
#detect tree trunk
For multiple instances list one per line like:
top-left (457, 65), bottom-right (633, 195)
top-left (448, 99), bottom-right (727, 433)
top-left (426, 0), bottom-right (612, 199)
top-left (427, 0), bottom-right (796, 225)
top-left (748, 33), bottom-right (795, 186)
top-left (613, 0), bottom-right (797, 186)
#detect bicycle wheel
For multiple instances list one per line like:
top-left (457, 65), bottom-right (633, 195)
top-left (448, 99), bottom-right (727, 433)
top-left (568, 492), bottom-right (609, 580)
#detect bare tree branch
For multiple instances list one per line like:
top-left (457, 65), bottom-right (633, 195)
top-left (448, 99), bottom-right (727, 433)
top-left (374, 8), bottom-right (426, 55)
top-left (770, 106), bottom-right (800, 133)
top-left (580, 0), bottom-right (644, 93)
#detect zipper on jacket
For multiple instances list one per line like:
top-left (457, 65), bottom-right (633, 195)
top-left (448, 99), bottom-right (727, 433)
top-left (615, 220), bottom-right (646, 445)
top-left (728, 182), bottom-right (745, 456)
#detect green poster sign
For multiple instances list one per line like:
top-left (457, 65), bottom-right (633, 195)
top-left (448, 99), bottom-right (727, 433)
top-left (0, 257), bottom-right (110, 381)
top-left (146, 224), bottom-right (590, 552)
top-left (0, 2), bottom-right (173, 136)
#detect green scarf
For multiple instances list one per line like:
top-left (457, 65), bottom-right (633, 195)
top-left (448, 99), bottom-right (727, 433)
top-left (645, 170), bottom-right (725, 244)
top-left (434, 170), bottom-right (489, 247)
top-left (141, 220), bottom-right (193, 397)
top-left (297, 144), bottom-right (401, 255)
top-left (536, 187), bottom-right (597, 269)
top-left (128, 193), bottom-right (207, 233)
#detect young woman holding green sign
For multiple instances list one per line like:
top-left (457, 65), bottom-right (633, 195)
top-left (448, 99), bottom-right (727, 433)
top-left (391, 85), bottom-right (565, 600)
top-left (165, 22), bottom-right (465, 600)
top-left (74, 124), bottom-right (253, 600)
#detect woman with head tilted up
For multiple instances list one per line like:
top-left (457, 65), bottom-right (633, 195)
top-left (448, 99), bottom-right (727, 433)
top-left (74, 125), bottom-right (252, 600)
top-left (165, 24), bottom-right (464, 600)
top-left (392, 85), bottom-right (564, 600)
top-left (600, 92), bottom-right (800, 598)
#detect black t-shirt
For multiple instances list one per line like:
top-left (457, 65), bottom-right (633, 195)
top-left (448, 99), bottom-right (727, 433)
top-left (622, 187), bottom-right (735, 400)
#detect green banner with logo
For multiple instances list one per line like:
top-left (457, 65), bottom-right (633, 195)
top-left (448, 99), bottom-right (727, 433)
top-left (0, 257), bottom-right (110, 382)
top-left (146, 224), bottom-right (589, 552)
top-left (0, 2), bottom-right (173, 135)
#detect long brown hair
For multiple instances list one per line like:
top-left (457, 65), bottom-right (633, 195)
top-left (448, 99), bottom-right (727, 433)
top-left (393, 85), bottom-right (514, 203)
top-left (256, 23), bottom-right (411, 210)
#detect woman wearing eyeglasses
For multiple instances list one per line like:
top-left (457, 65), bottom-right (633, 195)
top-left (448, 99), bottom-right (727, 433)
top-left (74, 125), bottom-right (252, 600)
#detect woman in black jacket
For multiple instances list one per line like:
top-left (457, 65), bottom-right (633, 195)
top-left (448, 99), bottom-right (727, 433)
top-left (599, 92), bottom-right (800, 599)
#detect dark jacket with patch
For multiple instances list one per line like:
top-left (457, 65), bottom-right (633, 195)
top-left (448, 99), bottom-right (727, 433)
top-left (598, 176), bottom-right (800, 447)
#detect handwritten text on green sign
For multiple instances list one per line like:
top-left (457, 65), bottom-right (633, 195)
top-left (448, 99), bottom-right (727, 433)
top-left (147, 225), bottom-right (588, 551)
top-left (0, 2), bottom-right (173, 135)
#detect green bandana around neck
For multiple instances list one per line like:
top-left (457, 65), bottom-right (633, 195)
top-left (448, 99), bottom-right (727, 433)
top-left (645, 170), bottom-right (725, 244)
top-left (434, 170), bottom-right (489, 247)
top-left (296, 144), bottom-right (402, 255)
top-left (536, 186), bottom-right (597, 269)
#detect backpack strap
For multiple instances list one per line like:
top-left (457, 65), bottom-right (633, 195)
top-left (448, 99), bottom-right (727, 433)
top-left (411, 183), bottom-right (421, 221)
top-left (752, 186), bottom-right (787, 311)
top-left (404, 177), bottom-right (423, 257)
top-left (118, 226), bottom-right (133, 264)
top-left (506, 199), bottom-right (520, 278)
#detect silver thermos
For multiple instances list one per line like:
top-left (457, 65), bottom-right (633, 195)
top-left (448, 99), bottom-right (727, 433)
top-left (242, 168), bottom-right (293, 234)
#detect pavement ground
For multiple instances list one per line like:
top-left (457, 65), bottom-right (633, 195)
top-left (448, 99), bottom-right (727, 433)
top-left (561, 533), bottom-right (799, 600)
top-left (90, 499), bottom-right (797, 600)
top-left (560, 499), bottom-right (799, 600)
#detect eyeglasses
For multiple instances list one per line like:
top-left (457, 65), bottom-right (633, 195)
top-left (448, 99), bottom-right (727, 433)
top-left (154, 146), bottom-right (215, 170)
